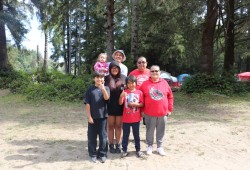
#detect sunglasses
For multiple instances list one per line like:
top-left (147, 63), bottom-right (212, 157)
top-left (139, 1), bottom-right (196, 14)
top-left (137, 61), bottom-right (146, 64)
top-left (150, 70), bottom-right (159, 73)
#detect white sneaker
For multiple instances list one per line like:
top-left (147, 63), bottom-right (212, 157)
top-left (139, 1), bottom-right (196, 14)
top-left (157, 147), bottom-right (166, 156)
top-left (146, 146), bottom-right (153, 155)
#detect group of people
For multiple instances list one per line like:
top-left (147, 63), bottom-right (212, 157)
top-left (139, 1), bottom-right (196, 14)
top-left (84, 50), bottom-right (174, 163)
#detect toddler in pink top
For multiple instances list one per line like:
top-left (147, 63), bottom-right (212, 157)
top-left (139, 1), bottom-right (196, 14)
top-left (94, 53), bottom-right (109, 75)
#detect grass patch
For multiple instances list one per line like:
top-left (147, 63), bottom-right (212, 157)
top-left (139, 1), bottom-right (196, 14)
top-left (1, 90), bottom-right (249, 127)
top-left (171, 92), bottom-right (250, 124)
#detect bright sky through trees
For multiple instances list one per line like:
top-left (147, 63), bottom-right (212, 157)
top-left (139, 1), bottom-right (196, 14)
top-left (22, 17), bottom-right (45, 53)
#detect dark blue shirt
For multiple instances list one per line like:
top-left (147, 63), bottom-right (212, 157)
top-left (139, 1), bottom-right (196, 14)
top-left (84, 85), bottom-right (110, 119)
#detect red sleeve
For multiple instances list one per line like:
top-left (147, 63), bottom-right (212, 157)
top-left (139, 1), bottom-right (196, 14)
top-left (167, 85), bottom-right (174, 112)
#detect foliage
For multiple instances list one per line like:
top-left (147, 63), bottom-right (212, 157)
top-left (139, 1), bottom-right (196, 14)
top-left (1, 0), bottom-right (31, 48)
top-left (181, 73), bottom-right (249, 95)
top-left (0, 69), bottom-right (27, 89)
top-left (24, 70), bottom-right (92, 102)
top-left (8, 46), bottom-right (42, 72)
top-left (2, 0), bottom-right (250, 101)
top-left (2, 0), bottom-right (250, 75)
top-left (0, 69), bottom-right (92, 102)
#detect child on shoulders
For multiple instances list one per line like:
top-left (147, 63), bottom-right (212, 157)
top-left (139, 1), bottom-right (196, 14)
top-left (94, 53), bottom-right (109, 75)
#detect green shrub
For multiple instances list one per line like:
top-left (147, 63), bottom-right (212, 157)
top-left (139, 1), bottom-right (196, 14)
top-left (0, 70), bottom-right (15, 88)
top-left (1, 69), bottom-right (95, 102)
top-left (0, 70), bottom-right (30, 90)
top-left (25, 72), bottom-right (92, 102)
top-left (26, 83), bottom-right (57, 101)
top-left (52, 76), bottom-right (88, 101)
top-left (181, 73), bottom-right (248, 95)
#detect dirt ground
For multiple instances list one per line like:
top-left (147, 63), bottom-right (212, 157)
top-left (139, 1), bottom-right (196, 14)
top-left (1, 89), bottom-right (250, 170)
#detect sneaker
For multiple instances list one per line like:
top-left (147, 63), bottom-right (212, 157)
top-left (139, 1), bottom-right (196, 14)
top-left (90, 156), bottom-right (97, 163)
top-left (136, 151), bottom-right (145, 158)
top-left (121, 151), bottom-right (129, 158)
top-left (100, 156), bottom-right (107, 163)
top-left (157, 147), bottom-right (166, 156)
top-left (146, 146), bottom-right (153, 155)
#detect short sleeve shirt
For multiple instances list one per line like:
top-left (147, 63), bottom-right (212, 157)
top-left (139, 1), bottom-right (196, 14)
top-left (84, 85), bottom-right (110, 119)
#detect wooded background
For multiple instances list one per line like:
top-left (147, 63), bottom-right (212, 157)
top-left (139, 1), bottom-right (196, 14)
top-left (0, 0), bottom-right (250, 76)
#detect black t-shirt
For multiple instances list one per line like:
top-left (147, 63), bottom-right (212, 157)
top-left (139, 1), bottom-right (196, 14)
top-left (84, 85), bottom-right (110, 119)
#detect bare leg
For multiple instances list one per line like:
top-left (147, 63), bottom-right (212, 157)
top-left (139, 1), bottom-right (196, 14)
top-left (108, 116), bottom-right (115, 144)
top-left (115, 116), bottom-right (123, 144)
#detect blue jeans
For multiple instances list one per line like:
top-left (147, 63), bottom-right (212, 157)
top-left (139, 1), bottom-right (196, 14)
top-left (122, 122), bottom-right (140, 152)
top-left (88, 118), bottom-right (108, 157)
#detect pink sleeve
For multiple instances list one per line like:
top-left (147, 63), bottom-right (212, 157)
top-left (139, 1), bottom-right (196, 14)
top-left (94, 62), bottom-right (101, 72)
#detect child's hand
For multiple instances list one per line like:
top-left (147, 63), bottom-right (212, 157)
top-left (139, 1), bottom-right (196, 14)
top-left (128, 102), bottom-right (137, 107)
top-left (100, 68), bottom-right (106, 72)
top-left (120, 91), bottom-right (127, 98)
top-left (98, 80), bottom-right (105, 90)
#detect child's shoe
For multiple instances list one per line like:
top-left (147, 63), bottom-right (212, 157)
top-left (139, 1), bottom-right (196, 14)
top-left (100, 156), bottom-right (107, 163)
top-left (136, 151), bottom-right (145, 158)
top-left (90, 156), bottom-right (97, 163)
top-left (121, 151), bottom-right (129, 158)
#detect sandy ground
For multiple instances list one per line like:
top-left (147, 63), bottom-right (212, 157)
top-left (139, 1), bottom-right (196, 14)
top-left (1, 89), bottom-right (250, 170)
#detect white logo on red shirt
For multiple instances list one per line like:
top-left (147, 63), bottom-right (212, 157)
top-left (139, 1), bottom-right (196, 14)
top-left (149, 87), bottom-right (164, 100)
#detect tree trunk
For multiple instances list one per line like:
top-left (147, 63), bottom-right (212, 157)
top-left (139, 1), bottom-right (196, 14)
top-left (63, 24), bottom-right (68, 73)
top-left (37, 45), bottom-right (40, 71)
top-left (106, 0), bottom-right (115, 61)
top-left (0, 0), bottom-right (9, 71)
top-left (223, 0), bottom-right (235, 74)
top-left (43, 30), bottom-right (48, 71)
top-left (67, 14), bottom-right (72, 74)
top-left (200, 0), bottom-right (218, 74)
top-left (131, 0), bottom-right (138, 63)
top-left (77, 11), bottom-right (82, 75)
top-left (74, 25), bottom-right (78, 76)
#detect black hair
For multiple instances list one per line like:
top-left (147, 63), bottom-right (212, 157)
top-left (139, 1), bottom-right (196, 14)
top-left (125, 75), bottom-right (137, 85)
top-left (93, 71), bottom-right (105, 78)
top-left (105, 61), bottom-right (125, 94)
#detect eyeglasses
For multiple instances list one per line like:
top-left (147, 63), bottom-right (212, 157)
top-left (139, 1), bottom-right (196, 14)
top-left (137, 61), bottom-right (146, 64)
top-left (150, 70), bottom-right (159, 73)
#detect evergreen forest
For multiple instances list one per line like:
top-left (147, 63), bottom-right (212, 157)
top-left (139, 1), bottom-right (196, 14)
top-left (0, 0), bottom-right (250, 101)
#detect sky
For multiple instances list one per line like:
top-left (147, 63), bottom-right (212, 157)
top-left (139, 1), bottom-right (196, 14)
top-left (22, 17), bottom-right (46, 54)
top-left (6, 15), bottom-right (51, 57)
